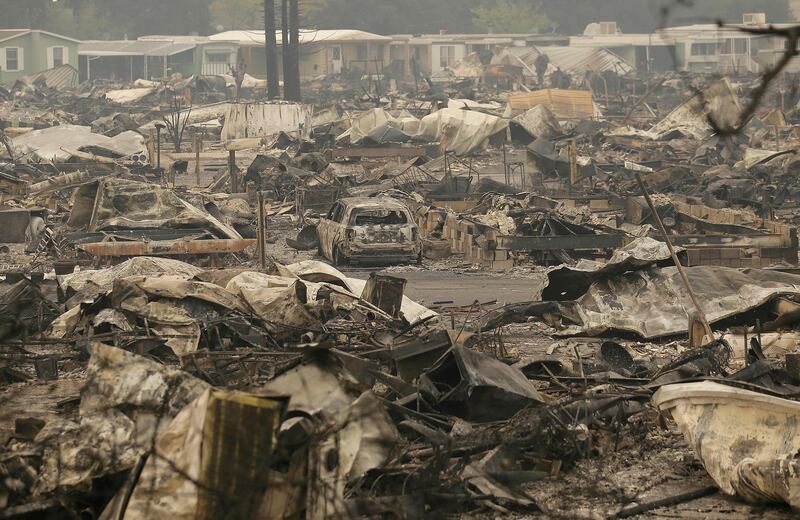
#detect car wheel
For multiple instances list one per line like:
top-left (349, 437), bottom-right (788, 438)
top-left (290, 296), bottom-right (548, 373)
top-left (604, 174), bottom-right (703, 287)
top-left (333, 246), bottom-right (346, 266)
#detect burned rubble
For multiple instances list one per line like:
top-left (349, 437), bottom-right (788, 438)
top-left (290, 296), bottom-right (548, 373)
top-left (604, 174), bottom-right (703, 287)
top-left (3, 30), bottom-right (800, 520)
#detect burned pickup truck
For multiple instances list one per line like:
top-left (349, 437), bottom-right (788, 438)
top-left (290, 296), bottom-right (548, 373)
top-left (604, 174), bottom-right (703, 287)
top-left (317, 197), bottom-right (422, 265)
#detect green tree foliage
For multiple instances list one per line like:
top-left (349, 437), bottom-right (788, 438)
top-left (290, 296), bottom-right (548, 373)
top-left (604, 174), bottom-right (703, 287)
top-left (0, 0), bottom-right (51, 29)
top-left (0, 0), bottom-right (213, 39)
top-left (209, 0), bottom-right (263, 31)
top-left (305, 0), bottom-right (790, 35)
top-left (0, 0), bottom-right (792, 37)
top-left (305, 0), bottom-right (482, 35)
top-left (471, 0), bottom-right (551, 34)
top-left (90, 0), bottom-right (214, 38)
top-left (41, 2), bottom-right (107, 40)
top-left (540, 0), bottom-right (791, 35)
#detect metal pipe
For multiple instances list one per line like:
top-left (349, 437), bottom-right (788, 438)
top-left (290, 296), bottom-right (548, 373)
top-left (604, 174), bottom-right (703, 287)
top-left (257, 190), bottom-right (267, 269)
top-left (635, 173), bottom-right (713, 341)
top-left (194, 134), bottom-right (201, 186)
top-left (502, 144), bottom-right (508, 184)
top-left (155, 125), bottom-right (162, 171)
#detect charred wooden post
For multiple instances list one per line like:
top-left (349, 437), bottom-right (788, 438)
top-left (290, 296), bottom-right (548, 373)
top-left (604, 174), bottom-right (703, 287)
top-left (229, 150), bottom-right (238, 193)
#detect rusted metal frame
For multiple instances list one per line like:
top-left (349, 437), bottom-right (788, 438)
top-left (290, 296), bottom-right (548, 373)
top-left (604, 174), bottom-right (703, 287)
top-left (622, 77), bottom-right (667, 125)
top-left (325, 147), bottom-right (427, 160)
top-left (669, 234), bottom-right (784, 248)
top-left (79, 238), bottom-right (256, 257)
top-left (493, 233), bottom-right (626, 251)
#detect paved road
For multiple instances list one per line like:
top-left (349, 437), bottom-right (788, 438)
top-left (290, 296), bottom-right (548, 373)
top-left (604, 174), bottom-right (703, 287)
top-left (341, 268), bottom-right (541, 308)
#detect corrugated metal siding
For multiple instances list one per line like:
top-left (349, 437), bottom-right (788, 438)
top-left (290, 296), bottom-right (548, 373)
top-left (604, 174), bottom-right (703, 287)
top-left (540, 46), bottom-right (634, 75)
top-left (502, 46), bottom-right (633, 75)
top-left (508, 89), bottom-right (595, 119)
top-left (19, 64), bottom-right (78, 89)
top-left (79, 41), bottom-right (196, 57)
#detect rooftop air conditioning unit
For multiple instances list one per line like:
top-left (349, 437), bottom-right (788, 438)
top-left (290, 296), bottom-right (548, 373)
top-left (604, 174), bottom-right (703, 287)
top-left (599, 22), bottom-right (618, 35)
top-left (743, 13), bottom-right (766, 25)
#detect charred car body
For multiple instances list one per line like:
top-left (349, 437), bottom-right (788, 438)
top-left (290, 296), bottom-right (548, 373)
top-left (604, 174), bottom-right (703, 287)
top-left (317, 197), bottom-right (422, 265)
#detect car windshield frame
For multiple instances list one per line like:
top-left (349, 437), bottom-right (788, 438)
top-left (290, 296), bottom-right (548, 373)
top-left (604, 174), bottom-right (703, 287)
top-left (348, 207), bottom-right (409, 226)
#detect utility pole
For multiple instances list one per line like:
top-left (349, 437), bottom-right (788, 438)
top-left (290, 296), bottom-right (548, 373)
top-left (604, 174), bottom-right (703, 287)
top-left (263, 0), bottom-right (280, 99)
top-left (286, 0), bottom-right (301, 101)
top-left (281, 0), bottom-right (290, 99)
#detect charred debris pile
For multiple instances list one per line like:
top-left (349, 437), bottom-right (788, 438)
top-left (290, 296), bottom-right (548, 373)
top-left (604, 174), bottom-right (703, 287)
top-left (3, 67), bottom-right (800, 518)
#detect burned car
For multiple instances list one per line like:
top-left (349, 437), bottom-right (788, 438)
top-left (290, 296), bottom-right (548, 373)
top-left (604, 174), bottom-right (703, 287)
top-left (317, 197), bottom-right (422, 265)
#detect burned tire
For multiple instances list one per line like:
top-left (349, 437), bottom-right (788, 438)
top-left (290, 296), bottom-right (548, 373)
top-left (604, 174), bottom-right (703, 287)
top-left (333, 246), bottom-right (347, 266)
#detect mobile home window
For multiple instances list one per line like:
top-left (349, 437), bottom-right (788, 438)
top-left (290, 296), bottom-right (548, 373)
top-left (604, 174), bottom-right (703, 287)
top-left (690, 43), bottom-right (717, 56)
top-left (439, 46), bottom-right (455, 68)
top-left (722, 38), bottom-right (748, 54)
top-left (47, 46), bottom-right (67, 68)
top-left (52, 47), bottom-right (64, 67)
top-left (206, 52), bottom-right (231, 63)
top-left (734, 39), bottom-right (748, 54)
top-left (5, 48), bottom-right (20, 71)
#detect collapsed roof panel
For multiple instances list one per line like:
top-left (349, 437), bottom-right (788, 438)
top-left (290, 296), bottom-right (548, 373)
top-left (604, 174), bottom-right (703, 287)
top-left (568, 266), bottom-right (800, 339)
top-left (650, 78), bottom-right (742, 140)
top-left (67, 178), bottom-right (241, 239)
top-left (495, 45), bottom-right (634, 77)
top-left (8, 125), bottom-right (147, 163)
top-left (415, 107), bottom-right (507, 155)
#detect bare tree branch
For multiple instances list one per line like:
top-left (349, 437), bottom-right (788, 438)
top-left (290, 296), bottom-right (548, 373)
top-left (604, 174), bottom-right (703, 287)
top-left (707, 23), bottom-right (800, 136)
top-left (162, 90), bottom-right (193, 152)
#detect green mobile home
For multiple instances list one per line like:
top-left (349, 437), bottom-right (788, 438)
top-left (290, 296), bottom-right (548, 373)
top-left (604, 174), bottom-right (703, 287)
top-left (79, 36), bottom-right (239, 82)
top-left (0, 29), bottom-right (80, 84)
